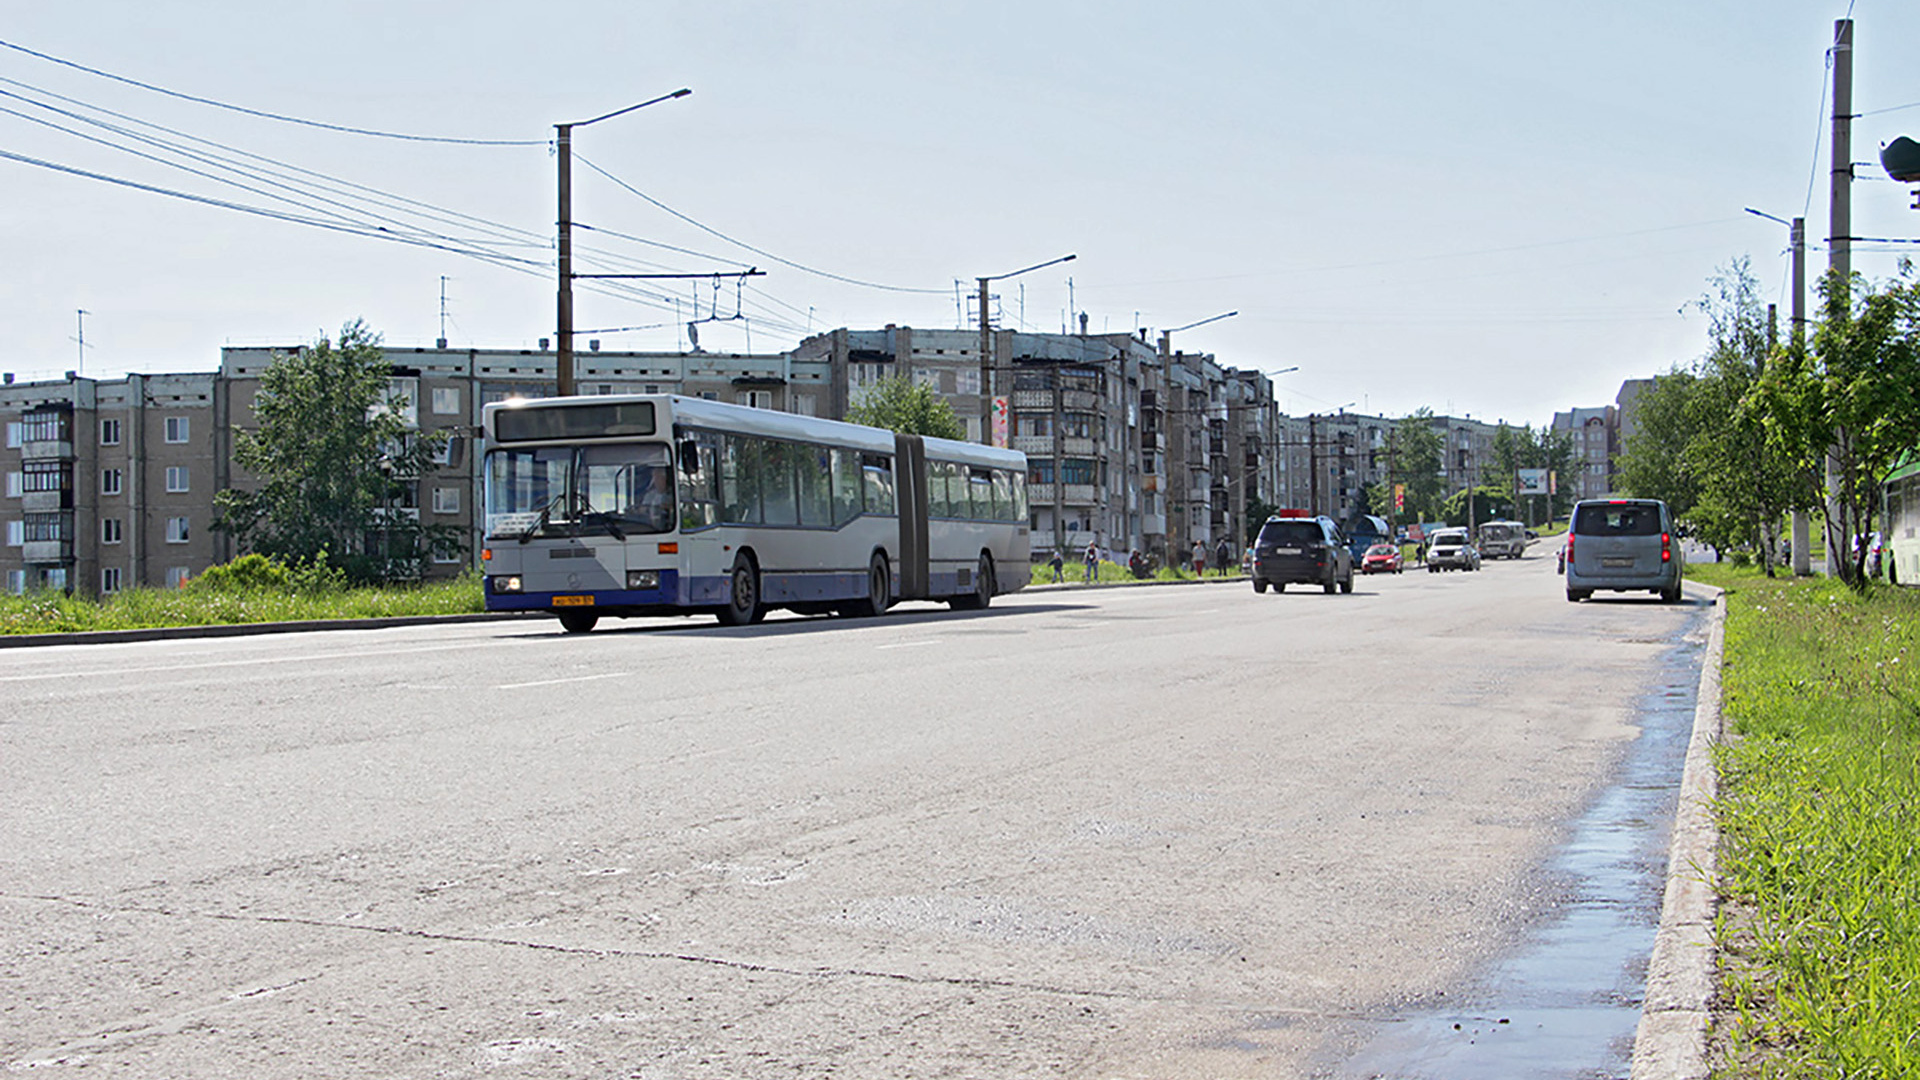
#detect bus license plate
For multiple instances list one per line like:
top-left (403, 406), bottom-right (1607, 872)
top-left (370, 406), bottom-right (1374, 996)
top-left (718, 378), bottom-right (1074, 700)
top-left (552, 595), bottom-right (596, 607)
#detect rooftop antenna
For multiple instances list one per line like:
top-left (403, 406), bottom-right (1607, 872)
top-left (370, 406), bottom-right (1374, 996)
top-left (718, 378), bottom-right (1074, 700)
top-left (437, 276), bottom-right (450, 348)
top-left (72, 309), bottom-right (92, 375)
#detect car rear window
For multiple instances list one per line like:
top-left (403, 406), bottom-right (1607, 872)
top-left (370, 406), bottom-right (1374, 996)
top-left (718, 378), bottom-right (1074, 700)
top-left (1259, 521), bottom-right (1322, 544)
top-left (1573, 504), bottom-right (1662, 536)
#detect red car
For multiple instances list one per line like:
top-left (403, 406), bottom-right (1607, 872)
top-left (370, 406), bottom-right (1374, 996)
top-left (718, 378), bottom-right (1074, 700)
top-left (1361, 542), bottom-right (1404, 574)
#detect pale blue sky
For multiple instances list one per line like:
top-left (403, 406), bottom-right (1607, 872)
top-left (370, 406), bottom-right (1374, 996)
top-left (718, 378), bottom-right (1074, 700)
top-left (3, 1), bottom-right (1917, 425)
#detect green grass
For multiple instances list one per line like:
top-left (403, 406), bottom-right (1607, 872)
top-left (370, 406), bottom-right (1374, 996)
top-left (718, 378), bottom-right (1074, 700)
top-left (1700, 564), bottom-right (1920, 1077)
top-left (0, 574), bottom-right (485, 635)
top-left (1032, 558), bottom-right (1239, 585)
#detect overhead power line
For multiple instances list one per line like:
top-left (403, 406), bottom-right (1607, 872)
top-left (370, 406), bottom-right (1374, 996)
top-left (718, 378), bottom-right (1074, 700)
top-left (0, 37), bottom-right (543, 145)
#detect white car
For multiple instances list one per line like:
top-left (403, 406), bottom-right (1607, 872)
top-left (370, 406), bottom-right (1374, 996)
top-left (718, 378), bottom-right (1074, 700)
top-left (1426, 528), bottom-right (1481, 572)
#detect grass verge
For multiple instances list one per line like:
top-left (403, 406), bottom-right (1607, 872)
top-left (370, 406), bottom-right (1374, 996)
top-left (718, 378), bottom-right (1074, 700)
top-left (1685, 562), bottom-right (1920, 1077)
top-left (0, 574), bottom-right (485, 635)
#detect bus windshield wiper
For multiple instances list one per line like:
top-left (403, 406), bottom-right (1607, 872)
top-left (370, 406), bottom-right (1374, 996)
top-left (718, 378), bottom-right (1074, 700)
top-left (518, 493), bottom-right (568, 544)
top-left (574, 494), bottom-right (626, 541)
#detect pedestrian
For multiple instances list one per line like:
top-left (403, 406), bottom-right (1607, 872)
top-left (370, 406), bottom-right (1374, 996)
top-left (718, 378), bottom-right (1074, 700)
top-left (1048, 548), bottom-right (1064, 583)
top-left (1084, 540), bottom-right (1099, 583)
top-left (1215, 538), bottom-right (1231, 578)
top-left (1191, 540), bottom-right (1206, 577)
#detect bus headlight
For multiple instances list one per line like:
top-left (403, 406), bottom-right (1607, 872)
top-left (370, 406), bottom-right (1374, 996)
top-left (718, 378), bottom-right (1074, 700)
top-left (627, 570), bottom-right (659, 590)
top-left (492, 575), bottom-right (523, 594)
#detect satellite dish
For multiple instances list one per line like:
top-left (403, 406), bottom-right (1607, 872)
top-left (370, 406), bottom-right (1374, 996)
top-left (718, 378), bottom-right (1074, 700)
top-left (1882, 136), bottom-right (1920, 183)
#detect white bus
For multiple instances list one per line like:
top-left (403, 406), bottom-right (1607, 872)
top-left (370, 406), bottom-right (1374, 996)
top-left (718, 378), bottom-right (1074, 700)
top-left (480, 394), bottom-right (1031, 631)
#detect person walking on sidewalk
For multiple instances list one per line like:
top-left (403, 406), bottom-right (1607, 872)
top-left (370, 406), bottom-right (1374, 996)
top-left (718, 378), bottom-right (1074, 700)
top-left (1191, 540), bottom-right (1207, 577)
top-left (1215, 538), bottom-right (1231, 578)
top-left (1048, 548), bottom-right (1064, 583)
top-left (1084, 540), bottom-right (1099, 583)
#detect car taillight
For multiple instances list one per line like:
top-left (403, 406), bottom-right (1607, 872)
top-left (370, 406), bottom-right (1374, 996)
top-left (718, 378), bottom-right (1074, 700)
top-left (1662, 532), bottom-right (1671, 562)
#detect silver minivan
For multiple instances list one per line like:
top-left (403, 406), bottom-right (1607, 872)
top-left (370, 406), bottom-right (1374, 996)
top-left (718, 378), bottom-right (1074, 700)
top-left (1564, 498), bottom-right (1684, 603)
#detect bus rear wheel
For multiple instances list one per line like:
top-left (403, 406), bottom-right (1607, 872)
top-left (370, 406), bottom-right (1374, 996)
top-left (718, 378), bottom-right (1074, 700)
top-left (717, 555), bottom-right (763, 626)
top-left (851, 553), bottom-right (891, 617)
top-left (951, 554), bottom-right (994, 610)
top-left (557, 610), bottom-right (598, 634)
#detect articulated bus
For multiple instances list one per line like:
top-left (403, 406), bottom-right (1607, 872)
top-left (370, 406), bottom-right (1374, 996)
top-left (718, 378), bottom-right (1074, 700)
top-left (1886, 454), bottom-right (1920, 586)
top-left (480, 394), bottom-right (1031, 631)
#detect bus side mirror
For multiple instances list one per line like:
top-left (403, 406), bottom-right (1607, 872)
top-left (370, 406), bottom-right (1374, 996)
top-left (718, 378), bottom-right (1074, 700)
top-left (678, 439), bottom-right (699, 475)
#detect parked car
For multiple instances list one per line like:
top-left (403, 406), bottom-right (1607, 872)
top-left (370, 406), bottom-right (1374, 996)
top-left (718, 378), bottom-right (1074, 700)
top-left (1564, 498), bottom-right (1684, 603)
top-left (1426, 528), bottom-right (1481, 572)
top-left (1361, 542), bottom-right (1404, 574)
top-left (1251, 515), bottom-right (1355, 594)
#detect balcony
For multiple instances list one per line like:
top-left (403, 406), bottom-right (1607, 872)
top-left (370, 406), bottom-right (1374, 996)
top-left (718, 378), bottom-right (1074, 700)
top-left (1060, 389), bottom-right (1100, 411)
top-left (1011, 390), bottom-right (1052, 410)
top-left (21, 439), bottom-right (73, 462)
top-left (1060, 436), bottom-right (1097, 457)
top-left (22, 539), bottom-right (74, 563)
top-left (1011, 435), bottom-right (1053, 456)
top-left (21, 488), bottom-right (74, 513)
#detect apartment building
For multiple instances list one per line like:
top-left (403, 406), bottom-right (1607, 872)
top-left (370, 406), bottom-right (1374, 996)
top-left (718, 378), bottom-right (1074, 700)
top-left (2, 372), bottom-right (224, 596)
top-left (1551, 405), bottom-right (1618, 501)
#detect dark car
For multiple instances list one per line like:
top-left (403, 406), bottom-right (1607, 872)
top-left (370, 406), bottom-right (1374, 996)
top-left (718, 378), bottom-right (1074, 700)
top-left (1251, 515), bottom-right (1354, 594)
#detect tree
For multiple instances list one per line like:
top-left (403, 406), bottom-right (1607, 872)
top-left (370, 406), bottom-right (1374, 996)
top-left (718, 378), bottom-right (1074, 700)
top-left (1389, 408), bottom-right (1447, 524)
top-left (845, 376), bottom-right (965, 439)
top-left (215, 320), bottom-right (460, 583)
top-left (1798, 265), bottom-right (1920, 585)
top-left (1615, 369), bottom-right (1701, 520)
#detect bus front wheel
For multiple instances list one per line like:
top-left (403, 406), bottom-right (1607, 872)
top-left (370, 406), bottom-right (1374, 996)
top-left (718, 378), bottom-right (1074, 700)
top-left (557, 610), bottom-right (598, 634)
top-left (717, 555), bottom-right (763, 626)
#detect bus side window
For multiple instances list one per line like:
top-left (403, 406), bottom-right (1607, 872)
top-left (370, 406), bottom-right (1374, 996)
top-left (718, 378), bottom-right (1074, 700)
top-left (969, 468), bottom-right (994, 520)
top-left (830, 448), bottom-right (862, 526)
top-left (991, 469), bottom-right (1014, 521)
top-left (797, 443), bottom-right (832, 528)
top-left (928, 460), bottom-right (952, 519)
top-left (862, 454), bottom-right (895, 516)
top-left (1011, 470), bottom-right (1029, 520)
top-left (677, 436), bottom-right (718, 530)
top-left (720, 433), bottom-right (761, 524)
top-left (762, 440), bottom-right (799, 527)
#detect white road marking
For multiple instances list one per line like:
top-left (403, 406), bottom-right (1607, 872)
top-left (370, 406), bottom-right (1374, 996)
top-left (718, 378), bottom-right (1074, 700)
top-left (0, 640), bottom-right (509, 684)
top-left (876, 640), bottom-right (940, 650)
top-left (494, 671), bottom-right (632, 690)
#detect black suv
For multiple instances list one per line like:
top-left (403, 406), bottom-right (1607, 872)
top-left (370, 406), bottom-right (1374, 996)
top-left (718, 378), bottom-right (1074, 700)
top-left (1251, 515), bottom-right (1355, 594)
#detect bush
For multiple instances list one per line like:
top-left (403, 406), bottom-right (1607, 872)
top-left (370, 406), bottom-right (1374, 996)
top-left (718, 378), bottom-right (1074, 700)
top-left (190, 552), bottom-right (347, 595)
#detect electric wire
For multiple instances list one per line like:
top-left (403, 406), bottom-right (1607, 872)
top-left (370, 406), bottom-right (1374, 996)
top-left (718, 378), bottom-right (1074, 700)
top-left (0, 37), bottom-right (542, 145)
top-left (574, 153), bottom-right (949, 295)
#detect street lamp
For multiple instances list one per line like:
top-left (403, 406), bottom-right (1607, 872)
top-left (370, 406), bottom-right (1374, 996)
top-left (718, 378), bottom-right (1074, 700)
top-left (977, 254), bottom-right (1076, 444)
top-left (1157, 311), bottom-right (1237, 359)
top-left (555, 88), bottom-right (692, 397)
top-left (1746, 205), bottom-right (1810, 574)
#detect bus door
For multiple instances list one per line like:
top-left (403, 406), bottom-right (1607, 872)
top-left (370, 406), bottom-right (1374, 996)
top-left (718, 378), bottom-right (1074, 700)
top-left (894, 433), bottom-right (929, 599)
top-left (674, 432), bottom-right (727, 605)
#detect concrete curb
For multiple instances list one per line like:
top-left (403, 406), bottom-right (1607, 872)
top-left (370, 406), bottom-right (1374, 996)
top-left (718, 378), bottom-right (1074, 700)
top-left (0, 611), bottom-right (533, 649)
top-left (1630, 581), bottom-right (1726, 1079)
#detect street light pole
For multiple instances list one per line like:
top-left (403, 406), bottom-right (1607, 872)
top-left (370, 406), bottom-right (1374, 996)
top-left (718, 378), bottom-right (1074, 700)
top-left (975, 254), bottom-right (1075, 445)
top-left (555, 88), bottom-right (691, 397)
top-left (1746, 206), bottom-right (1811, 574)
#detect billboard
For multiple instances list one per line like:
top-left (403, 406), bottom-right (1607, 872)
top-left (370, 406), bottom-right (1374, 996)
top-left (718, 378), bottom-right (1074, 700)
top-left (1518, 468), bottom-right (1549, 496)
top-left (991, 396), bottom-right (1010, 448)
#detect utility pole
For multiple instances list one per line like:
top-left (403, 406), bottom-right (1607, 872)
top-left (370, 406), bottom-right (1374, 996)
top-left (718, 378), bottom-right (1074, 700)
top-left (975, 254), bottom-right (1075, 445)
top-left (1824, 18), bottom-right (1853, 577)
top-left (1790, 213), bottom-right (1811, 575)
top-left (555, 89), bottom-right (691, 397)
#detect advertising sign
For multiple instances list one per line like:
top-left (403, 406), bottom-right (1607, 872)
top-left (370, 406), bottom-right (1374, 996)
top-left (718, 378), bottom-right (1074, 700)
top-left (991, 396), bottom-right (1010, 448)
top-left (1393, 483), bottom-right (1405, 511)
top-left (1518, 467), bottom-right (1549, 496)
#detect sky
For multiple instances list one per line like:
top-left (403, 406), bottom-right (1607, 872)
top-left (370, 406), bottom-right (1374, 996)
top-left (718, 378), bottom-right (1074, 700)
top-left (3, 1), bottom-right (1918, 427)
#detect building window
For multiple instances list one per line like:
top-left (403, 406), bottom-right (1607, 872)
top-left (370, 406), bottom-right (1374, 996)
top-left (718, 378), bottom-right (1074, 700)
top-left (5, 569), bottom-right (23, 594)
top-left (431, 486), bottom-right (460, 514)
top-left (101, 418), bottom-right (122, 446)
top-left (164, 416), bottom-right (190, 443)
top-left (166, 516), bottom-right (190, 543)
top-left (431, 547), bottom-right (465, 565)
top-left (165, 466), bottom-right (190, 493)
top-left (39, 567), bottom-right (66, 591)
top-left (4, 472), bottom-right (19, 498)
top-left (102, 566), bottom-right (123, 594)
top-left (431, 386), bottom-right (461, 415)
top-left (167, 566), bottom-right (190, 589)
top-left (21, 412), bottom-right (69, 443)
top-left (4, 422), bottom-right (20, 448)
top-left (790, 393), bottom-right (816, 417)
top-left (101, 468), bottom-right (123, 497)
top-left (23, 514), bottom-right (66, 542)
top-left (102, 518), bottom-right (123, 544)
top-left (5, 520), bottom-right (20, 546)
top-left (741, 390), bottom-right (772, 409)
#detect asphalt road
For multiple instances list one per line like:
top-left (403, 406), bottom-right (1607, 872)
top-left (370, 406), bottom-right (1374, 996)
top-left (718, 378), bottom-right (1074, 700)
top-left (1, 550), bottom-right (1705, 1078)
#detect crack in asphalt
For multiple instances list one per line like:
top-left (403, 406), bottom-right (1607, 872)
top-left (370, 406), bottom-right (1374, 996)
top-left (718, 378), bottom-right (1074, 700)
top-left (6, 890), bottom-right (1381, 1020)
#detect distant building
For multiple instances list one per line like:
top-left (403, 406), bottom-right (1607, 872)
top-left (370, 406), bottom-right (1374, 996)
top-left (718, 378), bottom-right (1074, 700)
top-left (1551, 405), bottom-right (1618, 501)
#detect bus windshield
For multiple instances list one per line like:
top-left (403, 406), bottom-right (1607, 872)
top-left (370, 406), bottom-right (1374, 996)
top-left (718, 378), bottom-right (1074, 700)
top-left (485, 442), bottom-right (675, 539)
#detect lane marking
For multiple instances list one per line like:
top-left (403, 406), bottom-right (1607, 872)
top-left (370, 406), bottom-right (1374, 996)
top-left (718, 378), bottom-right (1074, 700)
top-left (876, 640), bottom-right (940, 650)
top-left (0, 640), bottom-right (510, 684)
top-left (495, 671), bottom-right (632, 690)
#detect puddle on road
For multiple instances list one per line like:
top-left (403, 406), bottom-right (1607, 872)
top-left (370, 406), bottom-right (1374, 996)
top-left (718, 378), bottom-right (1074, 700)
top-left (1336, 610), bottom-right (1706, 1080)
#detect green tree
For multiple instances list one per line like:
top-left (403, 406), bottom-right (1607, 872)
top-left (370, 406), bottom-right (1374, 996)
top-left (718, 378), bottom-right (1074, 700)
top-left (1387, 408), bottom-right (1447, 524)
top-left (1798, 266), bottom-right (1920, 585)
top-left (215, 320), bottom-right (460, 583)
top-left (1616, 369), bottom-right (1702, 519)
top-left (845, 376), bottom-right (965, 439)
